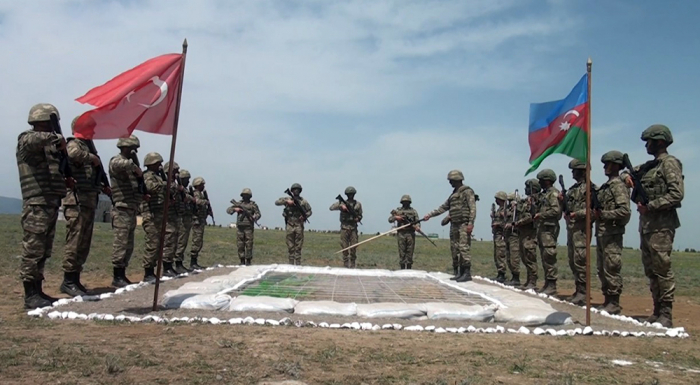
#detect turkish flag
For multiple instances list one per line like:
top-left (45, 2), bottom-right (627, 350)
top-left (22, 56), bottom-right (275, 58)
top-left (73, 53), bottom-right (184, 139)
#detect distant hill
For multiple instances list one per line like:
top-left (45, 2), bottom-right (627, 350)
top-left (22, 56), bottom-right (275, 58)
top-left (0, 196), bottom-right (22, 214)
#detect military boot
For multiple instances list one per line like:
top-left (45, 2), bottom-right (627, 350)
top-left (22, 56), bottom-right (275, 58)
top-left (602, 294), bottom-right (622, 315)
top-left (400, 264), bottom-right (405, 270)
top-left (596, 295), bottom-right (611, 310)
top-left (111, 268), bottom-right (131, 288)
top-left (180, 261), bottom-right (194, 273)
top-left (350, 259), bottom-right (356, 268)
top-left (521, 278), bottom-right (537, 291)
top-left (505, 273), bottom-right (521, 287)
top-left (569, 284), bottom-right (587, 306)
top-left (656, 302), bottom-right (673, 328)
top-left (35, 279), bottom-right (58, 304)
top-left (162, 262), bottom-right (177, 278)
top-left (494, 271), bottom-right (506, 284)
top-left (245, 259), bottom-right (252, 266)
top-left (24, 281), bottom-right (53, 309)
top-left (449, 266), bottom-right (461, 280)
top-left (456, 266), bottom-right (472, 282)
top-left (406, 263), bottom-right (412, 270)
top-left (190, 258), bottom-right (205, 270)
top-left (143, 268), bottom-right (157, 284)
top-left (541, 280), bottom-right (557, 296)
top-left (75, 272), bottom-right (89, 294)
top-left (646, 301), bottom-right (660, 324)
top-left (173, 261), bottom-right (188, 275)
top-left (240, 258), bottom-right (246, 266)
top-left (60, 272), bottom-right (87, 297)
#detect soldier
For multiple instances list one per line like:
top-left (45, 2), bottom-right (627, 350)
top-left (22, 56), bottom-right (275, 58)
top-left (108, 136), bottom-right (145, 287)
top-left (388, 195), bottom-right (419, 269)
top-left (174, 169), bottom-right (196, 273)
top-left (141, 152), bottom-right (178, 282)
top-left (514, 179), bottom-right (540, 290)
top-left (189, 177), bottom-right (212, 270)
top-left (275, 183), bottom-right (312, 265)
top-left (491, 191), bottom-right (508, 283)
top-left (594, 150), bottom-right (631, 314)
top-left (504, 192), bottom-right (521, 286)
top-left (16, 104), bottom-right (68, 308)
top-left (563, 159), bottom-right (596, 305)
top-left (534, 169), bottom-right (562, 295)
top-left (330, 186), bottom-right (363, 268)
top-left (59, 116), bottom-right (111, 296)
top-left (163, 161), bottom-right (185, 274)
top-left (423, 170), bottom-right (477, 282)
top-left (227, 188), bottom-right (261, 266)
top-left (623, 125), bottom-right (684, 327)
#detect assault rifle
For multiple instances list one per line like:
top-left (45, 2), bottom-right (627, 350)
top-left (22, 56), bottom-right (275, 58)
top-left (490, 203), bottom-right (496, 219)
top-left (590, 184), bottom-right (602, 211)
top-left (335, 194), bottom-right (362, 225)
top-left (558, 174), bottom-right (570, 215)
top-left (284, 188), bottom-right (310, 223)
top-left (49, 113), bottom-right (79, 206)
top-left (390, 210), bottom-right (436, 247)
top-left (84, 139), bottom-right (113, 204)
top-left (129, 152), bottom-right (147, 195)
top-left (203, 189), bottom-right (215, 225)
top-left (622, 153), bottom-right (651, 205)
top-left (229, 198), bottom-right (260, 227)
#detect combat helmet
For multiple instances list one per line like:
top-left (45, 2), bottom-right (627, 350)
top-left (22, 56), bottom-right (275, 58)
top-left (526, 178), bottom-right (542, 193)
top-left (536, 169), bottom-right (556, 182)
top-left (494, 191), bottom-right (507, 201)
top-left (447, 169), bottom-right (464, 181)
top-left (117, 136), bottom-right (140, 148)
top-left (290, 183), bottom-right (302, 191)
top-left (28, 103), bottom-right (59, 123)
top-left (400, 194), bottom-right (412, 203)
top-left (568, 159), bottom-right (586, 170)
top-left (164, 161), bottom-right (179, 171)
top-left (143, 152), bottom-right (163, 166)
top-left (179, 169), bottom-right (191, 179)
top-left (641, 124), bottom-right (673, 145)
top-left (241, 188), bottom-right (252, 196)
top-left (345, 186), bottom-right (357, 195)
top-left (601, 150), bottom-right (624, 165)
top-left (192, 177), bottom-right (205, 187)
top-left (507, 192), bottom-right (516, 201)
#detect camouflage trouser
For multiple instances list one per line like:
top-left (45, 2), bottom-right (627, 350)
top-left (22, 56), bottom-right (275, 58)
top-left (20, 204), bottom-right (59, 282)
top-left (450, 222), bottom-right (471, 268)
top-left (340, 227), bottom-right (358, 263)
top-left (176, 215), bottom-right (193, 262)
top-left (506, 232), bottom-right (520, 275)
top-left (237, 226), bottom-right (254, 260)
top-left (397, 232), bottom-right (415, 265)
top-left (62, 205), bottom-right (96, 273)
top-left (596, 234), bottom-right (623, 296)
top-left (567, 226), bottom-right (589, 287)
top-left (111, 206), bottom-right (137, 268)
top-left (142, 211), bottom-right (178, 268)
top-left (190, 218), bottom-right (207, 258)
top-left (641, 230), bottom-right (675, 303)
top-left (493, 233), bottom-right (506, 274)
top-left (519, 229), bottom-right (538, 283)
top-left (537, 224), bottom-right (559, 281)
top-left (286, 223), bottom-right (304, 264)
top-left (163, 212), bottom-right (179, 263)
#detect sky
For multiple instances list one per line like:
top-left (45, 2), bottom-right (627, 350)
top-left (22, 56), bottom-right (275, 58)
top-left (0, 0), bottom-right (698, 249)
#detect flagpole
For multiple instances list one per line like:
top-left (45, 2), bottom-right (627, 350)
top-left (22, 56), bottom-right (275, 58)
top-left (584, 57), bottom-right (593, 326)
top-left (152, 39), bottom-right (189, 311)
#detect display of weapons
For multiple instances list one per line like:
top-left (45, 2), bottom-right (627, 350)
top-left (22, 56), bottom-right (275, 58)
top-left (390, 210), bottom-right (436, 247)
top-left (622, 153), bottom-right (651, 205)
top-left (203, 189), bottom-right (215, 225)
top-left (230, 198), bottom-right (259, 227)
top-left (284, 188), bottom-right (309, 223)
top-left (49, 113), bottom-right (79, 206)
top-left (335, 194), bottom-right (362, 225)
top-left (84, 139), bottom-right (113, 204)
top-left (558, 174), bottom-right (570, 215)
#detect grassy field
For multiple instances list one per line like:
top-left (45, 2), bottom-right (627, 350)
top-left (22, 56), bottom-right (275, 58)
top-left (1, 213), bottom-right (700, 384)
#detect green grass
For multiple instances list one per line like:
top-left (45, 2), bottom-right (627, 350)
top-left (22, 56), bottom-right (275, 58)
top-left (240, 275), bottom-right (314, 298)
top-left (1, 213), bottom-right (700, 300)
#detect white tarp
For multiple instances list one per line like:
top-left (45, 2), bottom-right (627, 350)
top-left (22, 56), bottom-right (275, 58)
top-left (180, 293), bottom-right (232, 310)
top-left (227, 295), bottom-right (298, 313)
top-left (356, 303), bottom-right (426, 319)
top-left (422, 303), bottom-right (497, 321)
top-left (294, 301), bottom-right (357, 316)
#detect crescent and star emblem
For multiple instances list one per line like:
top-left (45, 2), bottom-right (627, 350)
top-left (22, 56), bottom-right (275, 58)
top-left (559, 109), bottom-right (580, 132)
top-left (125, 76), bottom-right (168, 108)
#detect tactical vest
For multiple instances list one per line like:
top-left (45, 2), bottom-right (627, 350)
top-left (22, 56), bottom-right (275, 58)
top-left (67, 139), bottom-right (99, 194)
top-left (236, 200), bottom-right (258, 227)
top-left (179, 188), bottom-right (195, 218)
top-left (567, 181), bottom-right (587, 213)
top-left (448, 185), bottom-right (474, 224)
top-left (143, 170), bottom-right (166, 213)
top-left (640, 157), bottom-right (682, 208)
top-left (283, 196), bottom-right (308, 224)
top-left (492, 205), bottom-right (506, 235)
top-left (516, 197), bottom-right (537, 233)
top-left (109, 154), bottom-right (140, 209)
top-left (194, 190), bottom-right (209, 220)
top-left (596, 178), bottom-right (630, 234)
top-left (339, 200), bottom-right (360, 225)
top-left (16, 131), bottom-right (66, 200)
top-left (392, 207), bottom-right (418, 233)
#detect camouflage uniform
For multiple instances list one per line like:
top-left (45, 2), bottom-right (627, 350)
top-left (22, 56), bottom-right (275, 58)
top-left (162, 162), bottom-right (181, 269)
top-left (514, 184), bottom-right (539, 289)
top-left (595, 151), bottom-right (631, 314)
top-left (227, 189), bottom-right (261, 265)
top-left (175, 170), bottom-right (195, 272)
top-left (17, 103), bottom-right (67, 308)
top-left (491, 193), bottom-right (508, 281)
top-left (141, 157), bottom-right (177, 273)
top-left (536, 169), bottom-right (562, 294)
top-left (388, 195), bottom-right (418, 269)
top-left (190, 179), bottom-right (212, 265)
top-left (275, 184), bottom-right (312, 265)
top-left (330, 187), bottom-right (363, 268)
top-left (504, 193), bottom-right (521, 284)
top-left (564, 160), bottom-right (596, 299)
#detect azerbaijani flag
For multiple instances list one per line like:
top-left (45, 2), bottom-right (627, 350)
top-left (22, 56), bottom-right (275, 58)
top-left (526, 74), bottom-right (589, 175)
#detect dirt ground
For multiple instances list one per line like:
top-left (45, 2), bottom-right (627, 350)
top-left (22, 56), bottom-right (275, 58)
top-left (2, 270), bottom-right (700, 384)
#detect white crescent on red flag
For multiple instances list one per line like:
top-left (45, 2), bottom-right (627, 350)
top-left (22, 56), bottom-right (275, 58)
top-left (73, 53), bottom-right (183, 139)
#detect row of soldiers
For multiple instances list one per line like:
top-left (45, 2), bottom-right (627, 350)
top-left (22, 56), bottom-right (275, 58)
top-left (16, 104), bottom-right (214, 309)
top-left (489, 124), bottom-right (683, 327)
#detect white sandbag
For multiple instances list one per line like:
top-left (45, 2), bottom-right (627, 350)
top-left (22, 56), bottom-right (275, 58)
top-left (203, 275), bottom-right (247, 287)
top-left (227, 295), bottom-right (298, 313)
top-left (178, 281), bottom-right (228, 294)
top-left (494, 306), bottom-right (572, 325)
top-left (356, 303), bottom-right (426, 319)
top-left (161, 290), bottom-right (201, 308)
top-left (423, 303), bottom-right (497, 321)
top-left (294, 301), bottom-right (357, 316)
top-left (180, 293), bottom-right (232, 310)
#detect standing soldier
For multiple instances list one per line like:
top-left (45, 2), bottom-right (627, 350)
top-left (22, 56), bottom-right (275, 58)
top-left (514, 179), bottom-right (541, 290)
top-left (423, 170), bottom-right (477, 282)
top-left (504, 192), bottom-right (521, 286)
top-left (141, 152), bottom-right (178, 282)
top-left (624, 125), bottom-right (683, 327)
top-left (491, 191), bottom-right (508, 283)
top-left (59, 116), bottom-right (111, 296)
top-left (388, 195), bottom-right (419, 269)
top-left (163, 161), bottom-right (182, 274)
top-left (17, 104), bottom-right (68, 308)
top-left (175, 169), bottom-right (195, 273)
top-left (564, 160), bottom-right (596, 305)
top-left (189, 177), bottom-right (212, 270)
top-left (109, 136), bottom-right (144, 287)
top-left (594, 150), bottom-right (631, 314)
top-left (534, 169), bottom-right (562, 295)
top-left (275, 183), bottom-right (312, 265)
top-left (227, 188), bottom-right (261, 266)
top-left (330, 186), bottom-right (363, 268)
